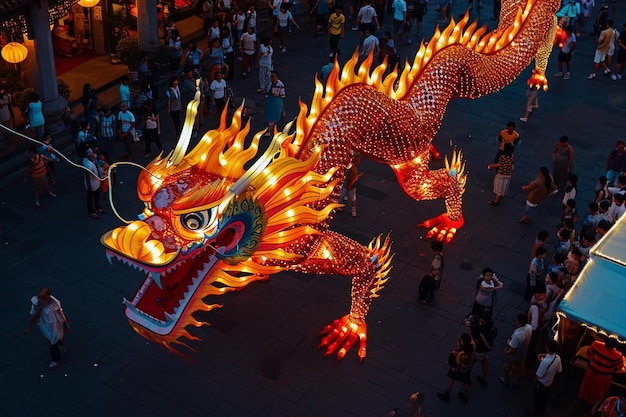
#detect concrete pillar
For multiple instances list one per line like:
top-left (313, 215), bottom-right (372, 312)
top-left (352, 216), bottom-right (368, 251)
top-left (137, 0), bottom-right (159, 51)
top-left (28, 0), bottom-right (67, 134)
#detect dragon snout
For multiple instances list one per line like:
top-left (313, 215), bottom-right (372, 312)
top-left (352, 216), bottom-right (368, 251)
top-left (101, 220), bottom-right (178, 266)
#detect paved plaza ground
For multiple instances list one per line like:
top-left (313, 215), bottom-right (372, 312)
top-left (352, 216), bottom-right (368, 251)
top-left (1, 2), bottom-right (625, 416)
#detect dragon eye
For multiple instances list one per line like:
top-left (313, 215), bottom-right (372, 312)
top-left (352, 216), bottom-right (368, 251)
top-left (181, 208), bottom-right (218, 231)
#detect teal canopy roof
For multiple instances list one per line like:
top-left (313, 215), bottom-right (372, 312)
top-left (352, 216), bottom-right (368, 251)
top-left (558, 214), bottom-right (626, 342)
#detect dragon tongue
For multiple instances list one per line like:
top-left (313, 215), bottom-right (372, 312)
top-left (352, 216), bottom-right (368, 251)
top-left (150, 271), bottom-right (163, 289)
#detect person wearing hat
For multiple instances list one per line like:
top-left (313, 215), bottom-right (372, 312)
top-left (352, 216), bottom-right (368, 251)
top-left (82, 147), bottom-right (105, 219)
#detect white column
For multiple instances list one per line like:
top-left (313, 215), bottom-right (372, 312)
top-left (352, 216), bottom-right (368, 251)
top-left (28, 0), bottom-right (67, 133)
top-left (137, 0), bottom-right (159, 51)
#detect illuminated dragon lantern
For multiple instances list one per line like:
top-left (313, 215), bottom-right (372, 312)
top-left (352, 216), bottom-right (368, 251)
top-left (101, 0), bottom-right (558, 362)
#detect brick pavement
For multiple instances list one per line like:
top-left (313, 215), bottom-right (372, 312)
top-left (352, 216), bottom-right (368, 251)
top-left (1, 2), bottom-right (625, 416)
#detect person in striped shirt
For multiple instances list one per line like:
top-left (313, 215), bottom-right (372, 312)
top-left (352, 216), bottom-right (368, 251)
top-left (578, 338), bottom-right (625, 407)
top-left (24, 147), bottom-right (56, 207)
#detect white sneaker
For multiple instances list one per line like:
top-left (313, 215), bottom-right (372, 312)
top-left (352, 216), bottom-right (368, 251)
top-left (603, 68), bottom-right (611, 75)
top-left (564, 72), bottom-right (570, 80)
top-left (554, 72), bottom-right (563, 77)
top-left (611, 73), bottom-right (618, 80)
top-left (618, 74), bottom-right (623, 80)
top-left (587, 73), bottom-right (596, 79)
top-left (49, 361), bottom-right (59, 369)
top-left (519, 117), bottom-right (528, 122)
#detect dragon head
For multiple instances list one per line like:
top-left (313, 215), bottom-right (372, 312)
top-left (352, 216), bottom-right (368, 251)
top-left (102, 104), bottom-right (341, 354)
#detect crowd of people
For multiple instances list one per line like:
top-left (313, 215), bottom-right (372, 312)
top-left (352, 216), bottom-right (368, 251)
top-left (429, 118), bottom-right (626, 414)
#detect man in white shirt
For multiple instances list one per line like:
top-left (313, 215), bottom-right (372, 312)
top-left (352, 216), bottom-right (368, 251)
top-left (357, 0), bottom-right (380, 41)
top-left (532, 340), bottom-right (562, 414)
top-left (360, 28), bottom-right (380, 60)
top-left (500, 313), bottom-right (533, 388)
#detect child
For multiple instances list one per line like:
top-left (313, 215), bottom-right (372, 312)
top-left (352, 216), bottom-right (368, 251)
top-left (98, 151), bottom-right (115, 194)
top-left (519, 86), bottom-right (539, 123)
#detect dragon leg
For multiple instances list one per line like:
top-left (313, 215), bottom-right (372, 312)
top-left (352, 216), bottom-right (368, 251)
top-left (391, 149), bottom-right (466, 244)
top-left (527, 15), bottom-right (559, 90)
top-left (289, 231), bottom-right (393, 362)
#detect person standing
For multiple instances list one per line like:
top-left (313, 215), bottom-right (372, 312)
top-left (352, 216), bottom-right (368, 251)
top-left (391, 0), bottom-right (407, 45)
top-left (96, 106), bottom-right (116, 156)
top-left (487, 142), bottom-right (514, 206)
top-left (210, 71), bottom-right (228, 116)
top-left (578, 338), bottom-right (625, 407)
top-left (26, 92), bottom-right (45, 140)
top-left (25, 288), bottom-right (69, 369)
top-left (141, 100), bottom-right (163, 159)
top-left (0, 83), bottom-right (14, 134)
top-left (328, 5), bottom-right (345, 56)
top-left (257, 37), bottom-right (274, 93)
top-left (116, 76), bottom-right (130, 107)
top-left (437, 333), bottom-right (476, 403)
top-left (500, 313), bottom-right (533, 389)
top-left (275, 5), bottom-right (300, 52)
top-left (588, 19), bottom-right (616, 79)
top-left (518, 166), bottom-right (558, 224)
top-left (357, 0), bottom-right (380, 42)
top-left (360, 27), bottom-right (380, 60)
top-left (166, 77), bottom-right (182, 135)
top-left (494, 121), bottom-right (520, 163)
top-left (167, 28), bottom-right (183, 73)
top-left (526, 247), bottom-right (547, 300)
top-left (264, 71), bottom-right (286, 133)
top-left (611, 23), bottom-right (626, 80)
top-left (83, 148), bottom-right (104, 218)
top-left (240, 26), bottom-right (257, 77)
top-left (556, 0), bottom-right (580, 33)
top-left (472, 268), bottom-right (503, 317)
top-left (554, 28), bottom-right (577, 80)
top-left (531, 340), bottom-right (562, 415)
top-left (605, 140), bottom-right (626, 186)
top-left (24, 147), bottom-right (56, 207)
top-left (117, 101), bottom-right (136, 160)
top-left (473, 314), bottom-right (497, 386)
top-left (551, 135), bottom-right (574, 191)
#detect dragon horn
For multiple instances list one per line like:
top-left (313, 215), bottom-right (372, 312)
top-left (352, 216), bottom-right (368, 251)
top-left (168, 79), bottom-right (202, 167)
top-left (228, 132), bottom-right (287, 196)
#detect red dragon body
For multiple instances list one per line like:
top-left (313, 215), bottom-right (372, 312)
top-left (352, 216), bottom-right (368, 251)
top-left (101, 0), bottom-right (559, 361)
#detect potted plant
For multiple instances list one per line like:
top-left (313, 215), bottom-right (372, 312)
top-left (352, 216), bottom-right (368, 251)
top-left (117, 36), bottom-right (140, 82)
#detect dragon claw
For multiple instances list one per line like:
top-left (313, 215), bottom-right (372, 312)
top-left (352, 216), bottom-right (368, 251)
top-left (318, 315), bottom-right (367, 362)
top-left (418, 213), bottom-right (464, 245)
top-left (527, 68), bottom-right (549, 91)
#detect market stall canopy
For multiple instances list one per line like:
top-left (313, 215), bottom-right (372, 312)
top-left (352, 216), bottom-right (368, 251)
top-left (558, 213), bottom-right (626, 342)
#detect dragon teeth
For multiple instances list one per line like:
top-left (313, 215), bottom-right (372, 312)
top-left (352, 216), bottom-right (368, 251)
top-left (150, 272), bottom-right (163, 289)
top-left (106, 253), bottom-right (113, 265)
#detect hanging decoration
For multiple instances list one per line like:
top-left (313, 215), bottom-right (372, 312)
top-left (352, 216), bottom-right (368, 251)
top-left (101, 0), bottom-right (560, 362)
top-left (1, 41), bottom-right (28, 63)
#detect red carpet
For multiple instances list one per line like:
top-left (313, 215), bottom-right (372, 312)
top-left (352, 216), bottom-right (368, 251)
top-left (55, 52), bottom-right (100, 76)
